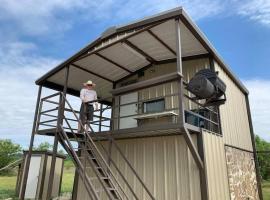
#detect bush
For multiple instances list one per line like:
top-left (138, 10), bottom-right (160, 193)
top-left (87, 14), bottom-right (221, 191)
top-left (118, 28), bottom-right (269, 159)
top-left (256, 135), bottom-right (270, 180)
top-left (0, 139), bottom-right (22, 175)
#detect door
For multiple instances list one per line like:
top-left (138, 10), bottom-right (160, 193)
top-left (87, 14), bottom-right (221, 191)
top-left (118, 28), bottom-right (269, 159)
top-left (25, 155), bottom-right (42, 199)
top-left (119, 92), bottom-right (138, 129)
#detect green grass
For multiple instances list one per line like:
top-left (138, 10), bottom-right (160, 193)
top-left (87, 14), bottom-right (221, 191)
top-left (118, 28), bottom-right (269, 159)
top-left (0, 165), bottom-right (269, 199)
top-left (0, 161), bottom-right (75, 200)
top-left (61, 166), bottom-right (75, 193)
top-left (263, 181), bottom-right (270, 200)
top-left (0, 175), bottom-right (18, 199)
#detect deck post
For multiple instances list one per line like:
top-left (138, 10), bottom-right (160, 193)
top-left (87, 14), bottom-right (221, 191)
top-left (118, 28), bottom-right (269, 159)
top-left (175, 18), bottom-right (208, 199)
top-left (99, 104), bottom-right (103, 132)
top-left (20, 85), bottom-right (42, 199)
top-left (46, 65), bottom-right (70, 199)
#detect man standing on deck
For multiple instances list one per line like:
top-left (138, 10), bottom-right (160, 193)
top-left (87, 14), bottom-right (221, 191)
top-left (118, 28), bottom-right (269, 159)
top-left (79, 80), bottom-right (98, 132)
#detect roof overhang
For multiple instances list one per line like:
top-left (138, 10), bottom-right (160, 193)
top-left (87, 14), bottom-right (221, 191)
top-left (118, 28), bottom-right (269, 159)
top-left (36, 7), bottom-right (248, 99)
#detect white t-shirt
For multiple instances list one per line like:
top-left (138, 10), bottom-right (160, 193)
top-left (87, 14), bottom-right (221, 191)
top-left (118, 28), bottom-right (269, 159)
top-left (80, 88), bottom-right (97, 103)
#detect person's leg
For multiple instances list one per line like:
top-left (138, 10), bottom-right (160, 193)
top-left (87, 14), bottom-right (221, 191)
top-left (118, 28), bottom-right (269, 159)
top-left (86, 105), bottom-right (94, 133)
top-left (78, 103), bottom-right (83, 132)
top-left (84, 103), bottom-right (91, 132)
top-left (78, 103), bottom-right (86, 133)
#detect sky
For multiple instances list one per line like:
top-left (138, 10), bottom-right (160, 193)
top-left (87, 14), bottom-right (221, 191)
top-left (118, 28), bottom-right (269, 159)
top-left (0, 0), bottom-right (269, 148)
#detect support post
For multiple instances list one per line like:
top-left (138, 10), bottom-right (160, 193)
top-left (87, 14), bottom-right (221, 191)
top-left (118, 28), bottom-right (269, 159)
top-left (99, 104), bottom-right (103, 132)
top-left (175, 18), bottom-right (208, 199)
top-left (209, 56), bottom-right (222, 135)
top-left (175, 18), bottom-right (184, 127)
top-left (245, 95), bottom-right (263, 200)
top-left (197, 131), bottom-right (209, 200)
top-left (20, 86), bottom-right (42, 199)
top-left (46, 66), bottom-right (70, 199)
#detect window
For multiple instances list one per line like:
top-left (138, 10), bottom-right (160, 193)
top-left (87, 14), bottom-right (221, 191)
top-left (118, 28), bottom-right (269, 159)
top-left (143, 99), bottom-right (165, 113)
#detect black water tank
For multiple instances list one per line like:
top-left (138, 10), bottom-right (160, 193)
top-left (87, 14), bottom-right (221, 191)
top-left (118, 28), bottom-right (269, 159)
top-left (187, 74), bottom-right (215, 99)
top-left (187, 69), bottom-right (226, 99)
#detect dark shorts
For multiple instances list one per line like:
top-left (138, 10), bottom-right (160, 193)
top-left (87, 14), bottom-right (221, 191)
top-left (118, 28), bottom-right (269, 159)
top-left (79, 103), bottom-right (94, 124)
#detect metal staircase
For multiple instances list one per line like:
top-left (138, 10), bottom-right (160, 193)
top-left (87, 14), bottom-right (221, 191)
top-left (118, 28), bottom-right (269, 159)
top-left (36, 92), bottom-right (155, 200)
top-left (58, 125), bottom-right (125, 200)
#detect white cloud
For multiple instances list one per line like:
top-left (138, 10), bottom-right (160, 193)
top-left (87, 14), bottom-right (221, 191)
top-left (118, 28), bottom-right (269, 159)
top-left (244, 79), bottom-right (270, 142)
top-left (0, 0), bottom-right (269, 148)
top-left (0, 0), bottom-right (269, 40)
top-left (0, 0), bottom-right (224, 37)
top-left (0, 0), bottom-right (91, 35)
top-left (0, 41), bottom-right (61, 147)
top-left (237, 0), bottom-right (270, 26)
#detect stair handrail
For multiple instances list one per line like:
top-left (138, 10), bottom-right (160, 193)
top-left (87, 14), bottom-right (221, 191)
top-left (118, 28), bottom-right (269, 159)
top-left (61, 92), bottom-right (156, 200)
top-left (38, 92), bottom-right (155, 199)
top-left (57, 126), bottom-right (100, 200)
top-left (62, 115), bottom-right (128, 199)
top-left (61, 93), bottom-right (128, 199)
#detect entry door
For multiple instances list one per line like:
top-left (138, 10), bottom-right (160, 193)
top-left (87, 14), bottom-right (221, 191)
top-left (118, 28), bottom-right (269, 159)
top-left (25, 155), bottom-right (42, 199)
top-left (119, 92), bottom-right (138, 129)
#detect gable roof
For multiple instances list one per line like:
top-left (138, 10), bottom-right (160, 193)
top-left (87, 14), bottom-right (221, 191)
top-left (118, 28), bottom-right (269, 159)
top-left (36, 7), bottom-right (248, 96)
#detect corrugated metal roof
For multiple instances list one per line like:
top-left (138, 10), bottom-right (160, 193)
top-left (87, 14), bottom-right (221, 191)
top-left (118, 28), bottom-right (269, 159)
top-left (36, 7), bottom-right (249, 97)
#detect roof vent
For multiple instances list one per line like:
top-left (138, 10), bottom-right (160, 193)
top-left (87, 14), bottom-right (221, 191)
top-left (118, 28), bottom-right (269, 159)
top-left (186, 69), bottom-right (226, 106)
top-left (101, 26), bottom-right (117, 39)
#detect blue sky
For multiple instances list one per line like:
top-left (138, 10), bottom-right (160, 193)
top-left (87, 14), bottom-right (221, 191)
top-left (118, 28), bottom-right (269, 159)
top-left (0, 0), bottom-right (269, 147)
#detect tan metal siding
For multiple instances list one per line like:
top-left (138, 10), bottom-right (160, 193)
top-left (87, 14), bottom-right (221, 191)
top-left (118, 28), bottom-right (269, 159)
top-left (183, 58), bottom-right (210, 82)
top-left (108, 135), bottom-right (201, 200)
top-left (202, 130), bottom-right (230, 200)
top-left (139, 62), bottom-right (176, 81)
top-left (214, 62), bottom-right (253, 151)
top-left (76, 135), bottom-right (201, 200)
top-left (139, 81), bottom-right (179, 112)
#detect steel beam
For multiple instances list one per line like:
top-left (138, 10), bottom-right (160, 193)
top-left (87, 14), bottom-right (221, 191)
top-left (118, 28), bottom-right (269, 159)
top-left (72, 21), bottom-right (164, 65)
top-left (198, 131), bottom-right (209, 200)
top-left (147, 30), bottom-right (176, 55)
top-left (71, 63), bottom-right (114, 83)
top-left (95, 53), bottom-right (132, 73)
top-left (20, 86), bottom-right (42, 199)
top-left (46, 66), bottom-right (70, 199)
top-left (122, 40), bottom-right (156, 63)
top-left (175, 18), bottom-right (207, 198)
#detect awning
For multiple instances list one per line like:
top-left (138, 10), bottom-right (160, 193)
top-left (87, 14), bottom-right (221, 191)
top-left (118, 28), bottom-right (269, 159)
top-left (36, 7), bottom-right (248, 101)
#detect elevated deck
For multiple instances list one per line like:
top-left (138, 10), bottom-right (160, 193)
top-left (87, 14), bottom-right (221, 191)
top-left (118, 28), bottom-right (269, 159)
top-left (37, 128), bottom-right (85, 139)
top-left (37, 123), bottom-right (199, 141)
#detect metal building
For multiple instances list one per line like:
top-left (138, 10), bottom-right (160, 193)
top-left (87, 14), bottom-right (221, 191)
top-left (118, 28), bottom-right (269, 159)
top-left (20, 7), bottom-right (262, 200)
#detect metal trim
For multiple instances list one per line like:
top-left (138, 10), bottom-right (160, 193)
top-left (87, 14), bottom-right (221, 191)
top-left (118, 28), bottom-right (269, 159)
top-left (244, 95), bottom-right (263, 200)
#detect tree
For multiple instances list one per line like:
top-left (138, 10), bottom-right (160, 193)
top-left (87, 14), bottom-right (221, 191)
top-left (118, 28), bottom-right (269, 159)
top-left (33, 142), bottom-right (65, 155)
top-left (0, 139), bottom-right (22, 169)
top-left (33, 142), bottom-right (53, 151)
top-left (256, 135), bottom-right (270, 180)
